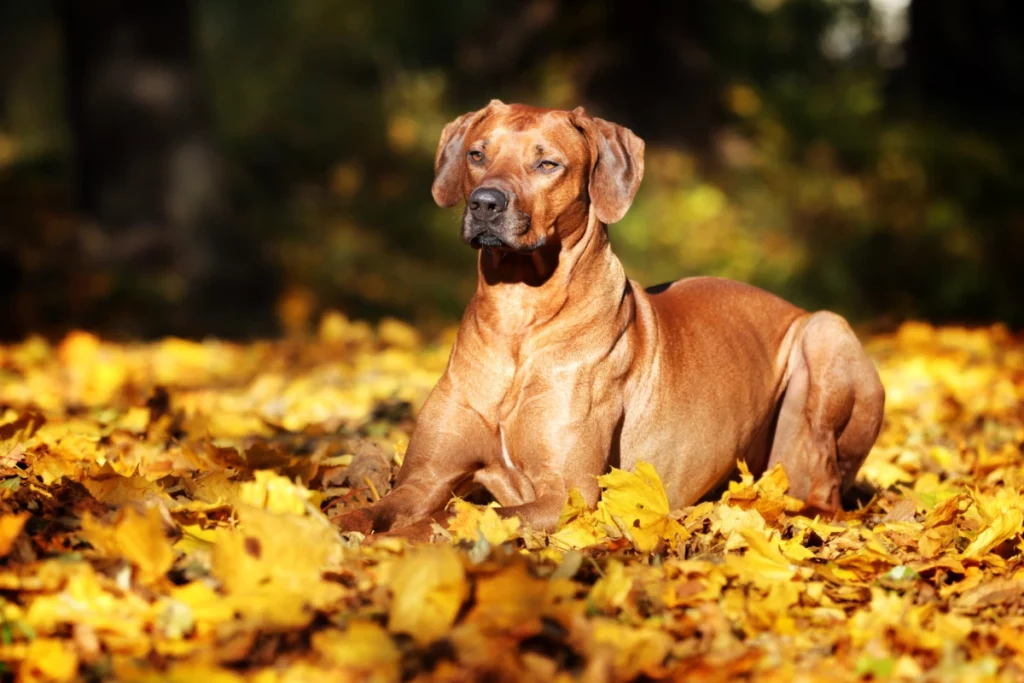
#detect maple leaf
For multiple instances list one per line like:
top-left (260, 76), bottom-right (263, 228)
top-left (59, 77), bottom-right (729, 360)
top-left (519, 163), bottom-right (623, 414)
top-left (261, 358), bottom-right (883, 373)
top-left (586, 619), bottom-right (674, 680)
top-left (312, 621), bottom-right (401, 682)
top-left (961, 488), bottom-right (1024, 560)
top-left (589, 559), bottom-right (634, 614)
top-left (20, 637), bottom-right (79, 682)
top-left (212, 504), bottom-right (342, 600)
top-left (549, 488), bottom-right (605, 550)
top-left (80, 506), bottom-right (174, 585)
top-left (725, 528), bottom-right (799, 584)
top-left (600, 462), bottom-right (691, 552)
top-left (0, 513), bottom-right (29, 558)
top-left (446, 498), bottom-right (521, 547)
top-left (387, 545), bottom-right (468, 645)
top-left (464, 562), bottom-right (548, 637)
top-left (238, 469), bottom-right (317, 515)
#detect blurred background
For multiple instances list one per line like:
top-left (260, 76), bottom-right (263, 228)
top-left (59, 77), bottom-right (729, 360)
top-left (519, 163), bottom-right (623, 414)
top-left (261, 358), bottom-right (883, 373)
top-left (0, 0), bottom-right (1021, 341)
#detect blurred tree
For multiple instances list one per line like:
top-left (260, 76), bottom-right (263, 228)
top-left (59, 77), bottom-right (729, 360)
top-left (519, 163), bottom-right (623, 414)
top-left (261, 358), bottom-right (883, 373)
top-left (898, 0), bottom-right (1024, 128)
top-left (0, 0), bottom-right (1020, 337)
top-left (58, 0), bottom-right (277, 338)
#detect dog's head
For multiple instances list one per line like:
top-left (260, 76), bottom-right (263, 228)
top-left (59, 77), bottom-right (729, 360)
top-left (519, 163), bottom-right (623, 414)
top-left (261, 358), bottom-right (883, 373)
top-left (432, 100), bottom-right (645, 254)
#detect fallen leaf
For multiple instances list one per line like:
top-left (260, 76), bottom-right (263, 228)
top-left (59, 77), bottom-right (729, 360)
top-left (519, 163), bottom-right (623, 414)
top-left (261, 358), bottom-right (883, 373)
top-left (0, 513), bottom-right (29, 557)
top-left (388, 545), bottom-right (468, 645)
top-left (80, 506), bottom-right (173, 585)
top-left (446, 498), bottom-right (521, 547)
top-left (312, 621), bottom-right (400, 682)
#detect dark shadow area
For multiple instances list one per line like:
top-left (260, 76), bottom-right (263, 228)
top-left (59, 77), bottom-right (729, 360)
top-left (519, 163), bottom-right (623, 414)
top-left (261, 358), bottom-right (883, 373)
top-left (0, 0), bottom-right (1021, 339)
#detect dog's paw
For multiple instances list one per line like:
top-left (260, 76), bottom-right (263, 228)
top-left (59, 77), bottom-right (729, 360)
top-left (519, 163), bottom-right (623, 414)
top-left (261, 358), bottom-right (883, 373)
top-left (376, 519), bottom-right (442, 544)
top-left (331, 507), bottom-right (376, 535)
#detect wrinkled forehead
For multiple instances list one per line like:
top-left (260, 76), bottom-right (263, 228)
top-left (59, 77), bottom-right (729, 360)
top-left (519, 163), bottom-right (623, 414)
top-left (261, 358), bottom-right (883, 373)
top-left (469, 108), bottom-right (588, 156)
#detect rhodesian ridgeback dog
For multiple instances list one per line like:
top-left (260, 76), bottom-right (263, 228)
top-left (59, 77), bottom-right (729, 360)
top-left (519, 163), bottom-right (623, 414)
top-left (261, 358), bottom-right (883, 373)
top-left (334, 100), bottom-right (885, 536)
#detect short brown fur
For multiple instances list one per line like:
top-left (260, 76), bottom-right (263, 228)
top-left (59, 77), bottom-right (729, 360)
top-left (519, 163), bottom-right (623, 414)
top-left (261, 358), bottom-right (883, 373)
top-left (335, 102), bottom-right (885, 538)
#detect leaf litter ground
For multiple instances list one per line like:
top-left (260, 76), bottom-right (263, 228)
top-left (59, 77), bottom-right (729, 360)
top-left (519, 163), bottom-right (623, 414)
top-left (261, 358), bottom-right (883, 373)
top-left (0, 315), bottom-right (1021, 682)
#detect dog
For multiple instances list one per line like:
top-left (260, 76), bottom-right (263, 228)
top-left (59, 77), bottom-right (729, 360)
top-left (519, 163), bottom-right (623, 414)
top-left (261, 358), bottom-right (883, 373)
top-left (334, 100), bottom-right (885, 536)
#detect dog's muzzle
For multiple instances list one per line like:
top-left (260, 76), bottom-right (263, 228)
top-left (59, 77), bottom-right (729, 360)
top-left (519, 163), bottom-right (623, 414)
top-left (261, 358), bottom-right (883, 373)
top-left (462, 185), bottom-right (541, 252)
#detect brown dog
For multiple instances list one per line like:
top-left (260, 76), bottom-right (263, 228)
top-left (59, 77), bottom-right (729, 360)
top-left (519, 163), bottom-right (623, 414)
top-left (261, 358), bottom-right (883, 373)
top-left (335, 100), bottom-right (885, 536)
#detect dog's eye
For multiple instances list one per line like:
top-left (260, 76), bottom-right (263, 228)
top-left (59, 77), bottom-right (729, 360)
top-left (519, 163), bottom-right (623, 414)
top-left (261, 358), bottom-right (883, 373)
top-left (537, 160), bottom-right (561, 173)
top-left (467, 150), bottom-right (484, 164)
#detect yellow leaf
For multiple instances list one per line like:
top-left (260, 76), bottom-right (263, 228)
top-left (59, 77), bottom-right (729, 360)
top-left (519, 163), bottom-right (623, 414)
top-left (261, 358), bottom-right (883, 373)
top-left (115, 406), bottom-right (151, 434)
top-left (595, 462), bottom-right (689, 552)
top-left (754, 463), bottom-right (792, 499)
top-left (113, 662), bottom-right (246, 683)
top-left (80, 506), bottom-right (173, 585)
top-left (312, 621), bottom-right (400, 682)
top-left (661, 559), bottom-right (726, 608)
top-left (747, 579), bottom-right (801, 634)
top-left (962, 507), bottom-right (1024, 559)
top-left (549, 489), bottom-right (605, 550)
top-left (446, 498), bottom-right (520, 546)
top-left (25, 564), bottom-right (150, 644)
top-left (778, 535), bottom-right (816, 563)
top-left (465, 563), bottom-right (548, 636)
top-left (710, 504), bottom-right (768, 551)
top-left (205, 505), bottom-right (345, 630)
top-left (0, 512), bottom-right (29, 558)
top-left (962, 489), bottom-right (1024, 559)
top-left (377, 317), bottom-right (421, 350)
top-left (388, 545), bottom-right (468, 645)
top-left (173, 523), bottom-right (223, 556)
top-left (588, 619), bottom-right (673, 680)
top-left (82, 475), bottom-right (169, 507)
top-left (729, 528), bottom-right (798, 583)
top-left (21, 637), bottom-right (79, 682)
top-left (598, 462), bottom-right (671, 523)
top-left (589, 560), bottom-right (633, 614)
top-left (179, 470), bottom-right (239, 506)
top-left (238, 470), bottom-right (312, 516)
top-left (212, 505), bottom-right (339, 596)
top-left (919, 525), bottom-right (957, 559)
top-left (161, 581), bottom-right (236, 639)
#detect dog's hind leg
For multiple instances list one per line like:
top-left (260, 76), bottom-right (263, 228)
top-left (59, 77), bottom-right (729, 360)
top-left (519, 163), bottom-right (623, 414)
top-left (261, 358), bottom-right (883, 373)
top-left (767, 312), bottom-right (885, 513)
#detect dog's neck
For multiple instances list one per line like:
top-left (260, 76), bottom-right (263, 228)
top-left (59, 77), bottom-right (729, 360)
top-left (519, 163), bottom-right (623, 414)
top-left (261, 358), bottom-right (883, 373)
top-left (470, 210), bottom-right (631, 334)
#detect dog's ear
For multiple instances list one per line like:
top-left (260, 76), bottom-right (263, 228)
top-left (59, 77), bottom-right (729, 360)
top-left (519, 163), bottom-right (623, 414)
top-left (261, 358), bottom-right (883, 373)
top-left (571, 107), bottom-right (645, 224)
top-left (432, 100), bottom-right (503, 207)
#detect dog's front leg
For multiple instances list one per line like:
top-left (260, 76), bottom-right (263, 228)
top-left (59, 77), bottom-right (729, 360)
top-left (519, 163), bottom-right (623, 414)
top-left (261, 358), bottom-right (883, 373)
top-left (333, 377), bottom-right (492, 534)
top-left (492, 388), bottom-right (621, 532)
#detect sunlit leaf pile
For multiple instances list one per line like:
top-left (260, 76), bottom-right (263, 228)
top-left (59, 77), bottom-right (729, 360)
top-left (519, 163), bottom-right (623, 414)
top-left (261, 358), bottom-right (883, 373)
top-left (0, 314), bottom-right (1021, 681)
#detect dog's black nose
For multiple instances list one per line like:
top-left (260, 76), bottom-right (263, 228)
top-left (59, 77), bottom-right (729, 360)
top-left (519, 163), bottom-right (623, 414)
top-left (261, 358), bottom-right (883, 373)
top-left (468, 187), bottom-right (508, 220)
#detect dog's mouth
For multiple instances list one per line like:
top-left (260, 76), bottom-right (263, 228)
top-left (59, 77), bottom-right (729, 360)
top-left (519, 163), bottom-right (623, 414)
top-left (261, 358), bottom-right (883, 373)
top-left (470, 233), bottom-right (507, 250)
top-left (463, 209), bottom-right (538, 254)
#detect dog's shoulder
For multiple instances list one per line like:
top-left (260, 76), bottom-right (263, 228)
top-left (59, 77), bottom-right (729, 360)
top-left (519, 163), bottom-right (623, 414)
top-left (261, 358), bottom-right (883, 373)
top-left (642, 276), bottom-right (806, 325)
